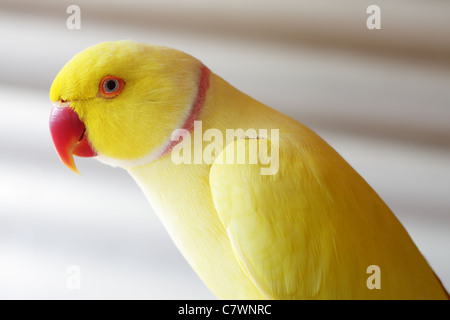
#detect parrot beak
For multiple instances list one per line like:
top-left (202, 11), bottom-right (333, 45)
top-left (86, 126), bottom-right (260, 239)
top-left (49, 101), bottom-right (97, 174)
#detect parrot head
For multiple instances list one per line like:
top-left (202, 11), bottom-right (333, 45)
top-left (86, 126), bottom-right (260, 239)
top-left (49, 40), bottom-right (208, 173)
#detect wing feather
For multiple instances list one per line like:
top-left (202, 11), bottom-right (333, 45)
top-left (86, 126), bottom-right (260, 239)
top-left (209, 137), bottom-right (448, 299)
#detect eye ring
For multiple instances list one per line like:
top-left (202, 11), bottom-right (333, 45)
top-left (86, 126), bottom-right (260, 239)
top-left (98, 76), bottom-right (125, 99)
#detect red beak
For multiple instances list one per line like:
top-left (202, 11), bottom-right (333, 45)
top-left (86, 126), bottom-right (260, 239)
top-left (49, 101), bottom-right (97, 174)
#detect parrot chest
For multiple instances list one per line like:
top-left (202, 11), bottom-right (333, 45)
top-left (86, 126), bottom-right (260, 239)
top-left (128, 159), bottom-right (266, 299)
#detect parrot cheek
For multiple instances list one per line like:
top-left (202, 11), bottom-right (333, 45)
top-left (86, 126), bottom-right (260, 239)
top-left (49, 101), bottom-right (97, 174)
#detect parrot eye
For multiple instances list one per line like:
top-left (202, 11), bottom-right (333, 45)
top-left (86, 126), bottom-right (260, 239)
top-left (98, 76), bottom-right (125, 99)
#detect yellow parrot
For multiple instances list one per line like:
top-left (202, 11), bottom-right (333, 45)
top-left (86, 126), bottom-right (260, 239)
top-left (49, 40), bottom-right (448, 300)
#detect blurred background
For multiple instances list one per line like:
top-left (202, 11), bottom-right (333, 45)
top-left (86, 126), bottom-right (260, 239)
top-left (0, 0), bottom-right (449, 299)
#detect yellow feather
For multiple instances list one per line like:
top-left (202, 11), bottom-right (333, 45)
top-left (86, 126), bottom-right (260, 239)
top-left (210, 138), bottom-right (447, 299)
top-left (51, 41), bottom-right (449, 299)
top-left (50, 40), bottom-right (201, 161)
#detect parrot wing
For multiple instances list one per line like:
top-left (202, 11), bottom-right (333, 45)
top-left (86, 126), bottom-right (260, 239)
top-left (209, 136), bottom-right (444, 299)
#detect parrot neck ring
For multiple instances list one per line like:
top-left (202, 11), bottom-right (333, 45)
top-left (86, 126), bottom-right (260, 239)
top-left (160, 65), bottom-right (211, 157)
